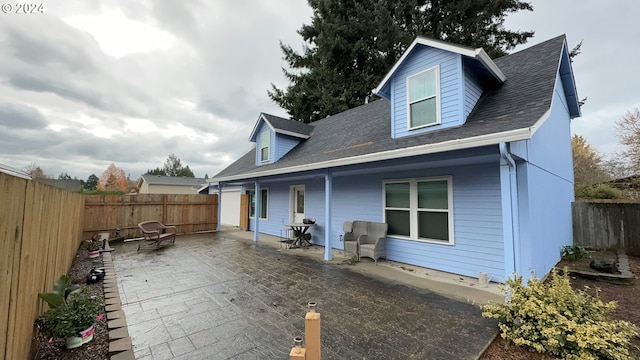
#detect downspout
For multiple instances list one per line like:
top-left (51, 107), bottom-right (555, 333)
top-left (253, 180), bottom-right (260, 242)
top-left (499, 142), bottom-right (520, 278)
top-left (324, 171), bottom-right (332, 261)
top-left (217, 182), bottom-right (223, 231)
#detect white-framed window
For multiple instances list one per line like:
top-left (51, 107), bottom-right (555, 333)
top-left (383, 176), bottom-right (453, 244)
top-left (260, 131), bottom-right (270, 162)
top-left (249, 188), bottom-right (268, 219)
top-left (407, 66), bottom-right (440, 129)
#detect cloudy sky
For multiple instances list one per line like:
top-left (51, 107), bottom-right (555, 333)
top-left (0, 1), bottom-right (638, 181)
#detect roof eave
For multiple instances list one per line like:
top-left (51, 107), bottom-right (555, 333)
top-left (248, 114), bottom-right (275, 142)
top-left (214, 126), bottom-right (536, 183)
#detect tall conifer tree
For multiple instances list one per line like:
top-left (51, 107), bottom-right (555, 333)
top-left (269, 0), bottom-right (534, 123)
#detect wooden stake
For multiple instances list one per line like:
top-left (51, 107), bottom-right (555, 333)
top-left (305, 302), bottom-right (321, 360)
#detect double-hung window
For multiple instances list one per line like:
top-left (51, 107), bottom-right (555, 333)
top-left (384, 177), bottom-right (453, 244)
top-left (249, 189), bottom-right (268, 220)
top-left (407, 66), bottom-right (440, 129)
top-left (260, 131), bottom-right (270, 162)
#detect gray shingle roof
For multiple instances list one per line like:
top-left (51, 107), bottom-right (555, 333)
top-left (214, 35), bottom-right (568, 181)
top-left (141, 175), bottom-right (208, 186)
top-left (262, 113), bottom-right (315, 137)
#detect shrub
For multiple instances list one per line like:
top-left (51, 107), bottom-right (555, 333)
top-left (561, 244), bottom-right (587, 261)
top-left (575, 184), bottom-right (623, 199)
top-left (482, 269), bottom-right (638, 360)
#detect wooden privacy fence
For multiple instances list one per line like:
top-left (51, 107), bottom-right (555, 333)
top-left (82, 194), bottom-right (218, 240)
top-left (0, 172), bottom-right (84, 360)
top-left (572, 200), bottom-right (640, 256)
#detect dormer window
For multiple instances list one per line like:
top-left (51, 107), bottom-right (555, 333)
top-left (407, 65), bottom-right (440, 129)
top-left (260, 131), bottom-right (270, 162)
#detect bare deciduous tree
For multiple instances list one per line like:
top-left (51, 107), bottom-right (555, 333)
top-left (615, 108), bottom-right (640, 174)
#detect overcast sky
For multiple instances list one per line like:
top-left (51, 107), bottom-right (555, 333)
top-left (0, 1), bottom-right (638, 181)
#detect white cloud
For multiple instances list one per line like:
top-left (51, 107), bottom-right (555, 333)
top-left (64, 8), bottom-right (176, 57)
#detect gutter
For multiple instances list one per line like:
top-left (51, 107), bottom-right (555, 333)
top-left (214, 127), bottom-right (533, 184)
top-left (499, 142), bottom-right (520, 277)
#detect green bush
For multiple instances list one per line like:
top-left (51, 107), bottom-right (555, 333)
top-left (561, 244), bottom-right (587, 261)
top-left (482, 270), bottom-right (638, 360)
top-left (575, 184), bottom-right (623, 199)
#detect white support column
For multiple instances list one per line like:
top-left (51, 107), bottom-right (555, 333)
top-left (253, 180), bottom-right (260, 242)
top-left (324, 171), bottom-right (332, 261)
top-left (217, 183), bottom-right (222, 231)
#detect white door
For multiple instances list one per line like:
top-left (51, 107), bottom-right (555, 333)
top-left (291, 185), bottom-right (305, 223)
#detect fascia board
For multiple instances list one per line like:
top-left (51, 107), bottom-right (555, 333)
top-left (215, 127), bottom-right (534, 183)
top-left (248, 114), bottom-right (276, 142)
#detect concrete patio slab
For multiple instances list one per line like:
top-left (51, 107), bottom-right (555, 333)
top-left (112, 229), bottom-right (500, 360)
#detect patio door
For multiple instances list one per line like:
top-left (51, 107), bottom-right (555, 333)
top-left (291, 185), bottom-right (305, 223)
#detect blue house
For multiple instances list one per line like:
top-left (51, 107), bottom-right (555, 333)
top-left (211, 35), bottom-right (580, 282)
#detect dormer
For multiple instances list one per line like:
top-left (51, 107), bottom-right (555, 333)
top-left (374, 37), bottom-right (506, 139)
top-left (248, 113), bottom-right (314, 165)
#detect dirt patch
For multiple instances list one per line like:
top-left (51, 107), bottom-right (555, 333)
top-left (32, 241), bottom-right (108, 360)
top-left (480, 254), bottom-right (640, 360)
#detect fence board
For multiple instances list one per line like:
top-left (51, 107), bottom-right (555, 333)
top-left (0, 173), bottom-right (84, 360)
top-left (82, 194), bottom-right (218, 239)
top-left (572, 201), bottom-right (640, 256)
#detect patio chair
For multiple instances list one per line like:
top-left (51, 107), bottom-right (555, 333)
top-left (359, 222), bottom-right (388, 265)
top-left (137, 221), bottom-right (177, 251)
top-left (343, 220), bottom-right (368, 259)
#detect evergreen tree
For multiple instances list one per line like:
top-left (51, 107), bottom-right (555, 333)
top-left (269, 0), bottom-right (534, 123)
top-left (84, 174), bottom-right (99, 190)
top-left (145, 154), bottom-right (195, 177)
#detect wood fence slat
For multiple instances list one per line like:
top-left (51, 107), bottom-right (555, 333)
top-left (572, 201), bottom-right (640, 256)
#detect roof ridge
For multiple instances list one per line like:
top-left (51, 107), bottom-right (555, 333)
top-left (495, 34), bottom-right (566, 60)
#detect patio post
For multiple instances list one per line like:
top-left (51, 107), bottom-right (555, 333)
top-left (324, 172), bottom-right (332, 261)
top-left (254, 180), bottom-right (260, 242)
top-left (217, 182), bottom-right (222, 231)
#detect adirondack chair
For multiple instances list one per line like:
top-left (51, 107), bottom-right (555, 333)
top-left (137, 221), bottom-right (177, 251)
top-left (359, 222), bottom-right (388, 264)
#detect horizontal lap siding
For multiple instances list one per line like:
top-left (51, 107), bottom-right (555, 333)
top-left (332, 163), bottom-right (504, 280)
top-left (274, 134), bottom-right (301, 161)
top-left (464, 66), bottom-right (482, 117)
top-left (391, 48), bottom-right (462, 138)
top-left (517, 74), bottom-right (574, 279)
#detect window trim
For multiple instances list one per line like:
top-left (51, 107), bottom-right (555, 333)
top-left (383, 176), bottom-right (454, 245)
top-left (248, 188), bottom-right (269, 220)
top-left (260, 131), bottom-right (270, 162)
top-left (406, 65), bottom-right (441, 130)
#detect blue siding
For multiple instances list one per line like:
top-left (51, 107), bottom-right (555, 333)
top-left (254, 123), bottom-right (275, 166)
top-left (245, 159), bottom-right (505, 281)
top-left (274, 134), bottom-right (301, 161)
top-left (514, 73), bottom-right (574, 281)
top-left (390, 47), bottom-right (463, 138)
top-left (463, 65), bottom-right (483, 118)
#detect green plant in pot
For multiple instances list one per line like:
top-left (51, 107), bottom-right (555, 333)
top-left (35, 275), bottom-right (102, 349)
top-left (86, 234), bottom-right (101, 258)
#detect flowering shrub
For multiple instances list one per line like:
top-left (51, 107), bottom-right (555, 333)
top-left (482, 269), bottom-right (638, 360)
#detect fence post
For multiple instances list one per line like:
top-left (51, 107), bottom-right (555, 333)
top-left (289, 336), bottom-right (306, 360)
top-left (305, 301), bottom-right (321, 360)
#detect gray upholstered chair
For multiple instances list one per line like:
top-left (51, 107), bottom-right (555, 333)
top-left (343, 220), bottom-right (368, 259)
top-left (359, 222), bottom-right (388, 264)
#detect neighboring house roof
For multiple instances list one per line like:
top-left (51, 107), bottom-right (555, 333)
top-left (140, 175), bottom-right (208, 186)
top-left (37, 179), bottom-right (83, 191)
top-left (0, 162), bottom-right (31, 180)
top-left (214, 35), bottom-right (572, 182)
top-left (606, 175), bottom-right (640, 190)
top-left (249, 113), bottom-right (315, 141)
